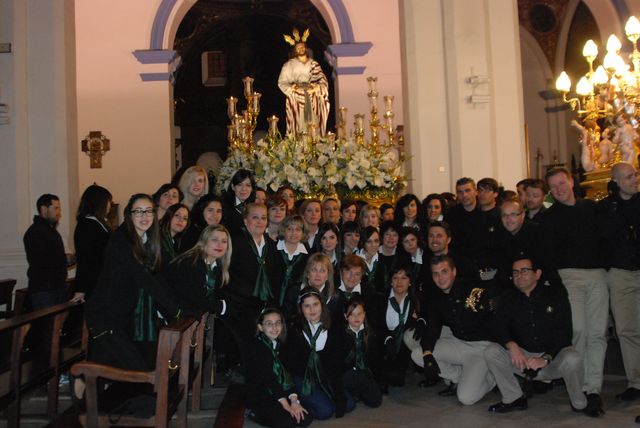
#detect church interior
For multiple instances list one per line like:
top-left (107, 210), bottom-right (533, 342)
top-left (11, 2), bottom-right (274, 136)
top-left (1, 0), bottom-right (640, 426)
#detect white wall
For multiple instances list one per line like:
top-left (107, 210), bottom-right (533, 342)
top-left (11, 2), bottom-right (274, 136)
top-left (75, 0), bottom-right (174, 211)
top-left (330, 0), bottom-right (405, 136)
top-left (401, 0), bottom-right (527, 194)
top-left (0, 0), bottom-right (77, 288)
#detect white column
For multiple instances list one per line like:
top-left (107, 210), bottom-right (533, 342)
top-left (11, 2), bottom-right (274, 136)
top-left (0, 0), bottom-right (78, 287)
top-left (401, 0), bottom-right (526, 194)
top-left (400, 0), bottom-right (451, 195)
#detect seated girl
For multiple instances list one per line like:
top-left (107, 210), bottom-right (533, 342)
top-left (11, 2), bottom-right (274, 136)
top-left (281, 288), bottom-right (355, 420)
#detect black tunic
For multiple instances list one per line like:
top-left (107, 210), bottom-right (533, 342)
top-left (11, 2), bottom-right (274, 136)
top-left (74, 217), bottom-right (110, 297)
top-left (492, 282), bottom-right (572, 357)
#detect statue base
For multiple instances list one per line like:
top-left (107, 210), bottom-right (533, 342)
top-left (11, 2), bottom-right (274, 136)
top-left (580, 168), bottom-right (610, 201)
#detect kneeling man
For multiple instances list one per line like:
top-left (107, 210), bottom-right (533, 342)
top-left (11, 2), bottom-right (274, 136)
top-left (484, 257), bottom-right (599, 416)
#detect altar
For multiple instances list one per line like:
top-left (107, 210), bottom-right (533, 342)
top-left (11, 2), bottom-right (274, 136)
top-left (216, 32), bottom-right (407, 204)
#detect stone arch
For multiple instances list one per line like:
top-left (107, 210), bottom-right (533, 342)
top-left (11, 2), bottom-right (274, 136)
top-left (151, 0), bottom-right (356, 51)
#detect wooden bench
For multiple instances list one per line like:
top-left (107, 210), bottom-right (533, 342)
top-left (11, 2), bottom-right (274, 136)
top-left (71, 316), bottom-right (200, 428)
top-left (0, 279), bottom-right (17, 319)
top-left (0, 300), bottom-right (87, 428)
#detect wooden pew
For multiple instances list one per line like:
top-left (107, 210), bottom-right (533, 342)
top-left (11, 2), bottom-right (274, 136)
top-left (71, 317), bottom-right (199, 428)
top-left (0, 279), bottom-right (17, 319)
top-left (190, 312), bottom-right (208, 411)
top-left (0, 300), bottom-right (87, 428)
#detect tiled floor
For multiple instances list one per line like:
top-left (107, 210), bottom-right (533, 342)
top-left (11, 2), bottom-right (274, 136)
top-left (244, 373), bottom-right (640, 428)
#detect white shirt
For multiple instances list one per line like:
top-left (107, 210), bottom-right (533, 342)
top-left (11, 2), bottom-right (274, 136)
top-left (356, 249), bottom-right (379, 272)
top-left (303, 321), bottom-right (328, 351)
top-left (339, 281), bottom-right (362, 295)
top-left (277, 240), bottom-right (308, 260)
top-left (385, 291), bottom-right (409, 331)
top-left (204, 260), bottom-right (226, 315)
top-left (411, 248), bottom-right (423, 265)
top-left (255, 235), bottom-right (266, 255)
top-left (348, 323), bottom-right (365, 335)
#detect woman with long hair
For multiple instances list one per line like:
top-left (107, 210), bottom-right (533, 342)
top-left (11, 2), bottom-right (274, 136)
top-left (342, 297), bottom-right (382, 408)
top-left (395, 194), bottom-right (427, 231)
top-left (299, 199), bottom-right (322, 249)
top-left (73, 184), bottom-right (113, 302)
top-left (152, 183), bottom-right (183, 220)
top-left (281, 288), bottom-right (355, 420)
top-left (158, 203), bottom-right (190, 269)
top-left (164, 224), bottom-right (231, 316)
top-left (178, 166), bottom-right (209, 210)
top-left (245, 308), bottom-right (312, 428)
top-left (85, 193), bottom-right (184, 371)
top-left (179, 194), bottom-right (223, 252)
top-left (222, 169), bottom-right (256, 234)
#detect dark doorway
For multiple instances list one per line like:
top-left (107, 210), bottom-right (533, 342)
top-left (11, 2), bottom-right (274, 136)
top-left (173, 0), bottom-right (335, 167)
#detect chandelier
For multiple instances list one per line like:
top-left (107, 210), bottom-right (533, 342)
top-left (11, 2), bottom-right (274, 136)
top-left (555, 16), bottom-right (640, 171)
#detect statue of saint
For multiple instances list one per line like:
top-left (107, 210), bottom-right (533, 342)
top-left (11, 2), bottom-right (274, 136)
top-left (278, 28), bottom-right (330, 137)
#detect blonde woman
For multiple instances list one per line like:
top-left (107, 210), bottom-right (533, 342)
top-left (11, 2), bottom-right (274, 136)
top-left (164, 224), bottom-right (231, 316)
top-left (179, 166), bottom-right (209, 210)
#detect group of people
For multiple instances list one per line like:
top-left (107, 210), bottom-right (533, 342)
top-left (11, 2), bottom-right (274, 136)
top-left (22, 162), bottom-right (640, 427)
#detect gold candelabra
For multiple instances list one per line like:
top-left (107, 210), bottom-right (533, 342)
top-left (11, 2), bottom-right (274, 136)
top-left (555, 16), bottom-right (640, 170)
top-left (226, 76), bottom-right (261, 153)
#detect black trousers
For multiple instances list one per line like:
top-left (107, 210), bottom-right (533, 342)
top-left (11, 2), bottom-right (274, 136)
top-left (249, 396), bottom-right (313, 428)
top-left (343, 369), bottom-right (382, 407)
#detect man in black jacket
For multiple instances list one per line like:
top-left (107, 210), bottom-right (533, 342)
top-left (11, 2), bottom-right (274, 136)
top-left (598, 162), bottom-right (640, 402)
top-left (23, 194), bottom-right (69, 309)
top-left (422, 255), bottom-right (495, 405)
top-left (484, 257), bottom-right (593, 415)
top-left (542, 167), bottom-right (608, 411)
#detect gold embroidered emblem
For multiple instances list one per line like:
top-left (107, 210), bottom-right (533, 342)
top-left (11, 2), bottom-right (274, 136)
top-left (465, 288), bottom-right (485, 312)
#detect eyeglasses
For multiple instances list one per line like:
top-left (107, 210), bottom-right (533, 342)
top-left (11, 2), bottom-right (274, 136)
top-left (131, 208), bottom-right (155, 217)
top-left (262, 321), bottom-right (282, 328)
top-left (511, 267), bottom-right (534, 277)
top-left (501, 212), bottom-right (523, 219)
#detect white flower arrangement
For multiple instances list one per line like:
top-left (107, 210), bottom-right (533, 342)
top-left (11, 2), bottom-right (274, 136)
top-left (216, 135), bottom-right (407, 200)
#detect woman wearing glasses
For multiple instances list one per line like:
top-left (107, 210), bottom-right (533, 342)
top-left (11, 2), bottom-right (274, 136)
top-left (246, 308), bottom-right (312, 428)
top-left (85, 193), bottom-right (186, 372)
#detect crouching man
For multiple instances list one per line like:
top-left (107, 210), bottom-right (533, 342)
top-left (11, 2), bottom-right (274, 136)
top-left (484, 257), bottom-right (600, 416)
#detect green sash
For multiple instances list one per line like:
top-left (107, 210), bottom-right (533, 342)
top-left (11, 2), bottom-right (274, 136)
top-left (205, 262), bottom-right (219, 297)
top-left (257, 333), bottom-right (293, 394)
top-left (389, 295), bottom-right (410, 354)
top-left (301, 324), bottom-right (332, 398)
top-left (133, 288), bottom-right (157, 342)
top-left (243, 228), bottom-right (273, 301)
top-left (279, 252), bottom-right (303, 306)
top-left (346, 328), bottom-right (367, 370)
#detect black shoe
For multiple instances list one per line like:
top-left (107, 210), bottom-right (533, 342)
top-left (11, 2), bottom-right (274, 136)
top-left (583, 393), bottom-right (605, 417)
top-left (617, 387), bottom-right (640, 402)
top-left (488, 395), bottom-right (528, 413)
top-left (635, 414), bottom-right (640, 423)
top-left (418, 377), bottom-right (440, 388)
top-left (438, 383), bottom-right (458, 397)
top-left (533, 380), bottom-right (552, 394)
top-left (571, 403), bottom-right (602, 418)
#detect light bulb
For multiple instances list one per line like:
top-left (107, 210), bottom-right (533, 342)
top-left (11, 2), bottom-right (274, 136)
top-left (625, 16), bottom-right (640, 39)
top-left (592, 66), bottom-right (609, 85)
top-left (576, 76), bottom-right (593, 95)
top-left (606, 35), bottom-right (622, 52)
top-left (555, 71), bottom-right (571, 92)
top-left (582, 40), bottom-right (598, 59)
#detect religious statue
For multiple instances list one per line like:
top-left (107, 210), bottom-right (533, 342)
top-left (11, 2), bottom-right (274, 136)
top-left (597, 127), bottom-right (614, 166)
top-left (613, 115), bottom-right (639, 167)
top-left (571, 119), bottom-right (596, 172)
top-left (278, 28), bottom-right (330, 137)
